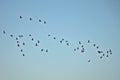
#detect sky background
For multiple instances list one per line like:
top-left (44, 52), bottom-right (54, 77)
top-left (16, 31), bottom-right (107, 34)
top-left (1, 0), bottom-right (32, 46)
top-left (0, 0), bottom-right (120, 80)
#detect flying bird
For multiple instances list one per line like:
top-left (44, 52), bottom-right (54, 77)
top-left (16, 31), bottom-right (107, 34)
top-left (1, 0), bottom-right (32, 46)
top-left (44, 21), bottom-right (46, 24)
top-left (79, 41), bottom-right (81, 44)
top-left (41, 49), bottom-right (44, 52)
top-left (88, 40), bottom-right (90, 43)
top-left (10, 34), bottom-right (13, 37)
top-left (88, 60), bottom-right (90, 62)
top-left (37, 40), bottom-right (40, 43)
top-left (30, 17), bottom-right (32, 21)
top-left (3, 30), bottom-right (6, 34)
top-left (39, 19), bottom-right (41, 22)
top-left (23, 42), bottom-right (25, 46)
top-left (21, 49), bottom-right (23, 52)
top-left (46, 49), bottom-right (48, 52)
top-left (17, 44), bottom-right (20, 47)
top-left (20, 16), bottom-right (22, 19)
top-left (22, 54), bottom-right (25, 56)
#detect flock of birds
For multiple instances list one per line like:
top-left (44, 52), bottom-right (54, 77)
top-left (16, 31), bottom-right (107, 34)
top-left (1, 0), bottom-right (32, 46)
top-left (1, 16), bottom-right (113, 63)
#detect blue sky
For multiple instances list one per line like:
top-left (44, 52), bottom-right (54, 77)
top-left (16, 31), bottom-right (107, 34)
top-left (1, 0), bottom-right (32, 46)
top-left (0, 0), bottom-right (120, 80)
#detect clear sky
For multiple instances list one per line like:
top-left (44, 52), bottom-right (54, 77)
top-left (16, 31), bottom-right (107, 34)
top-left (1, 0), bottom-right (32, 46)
top-left (0, 0), bottom-right (120, 80)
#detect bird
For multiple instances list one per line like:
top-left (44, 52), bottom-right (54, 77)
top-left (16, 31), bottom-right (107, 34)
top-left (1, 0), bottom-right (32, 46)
top-left (98, 51), bottom-right (101, 54)
top-left (41, 49), bottom-right (43, 52)
top-left (10, 34), bottom-right (13, 37)
top-left (96, 46), bottom-right (99, 49)
top-left (31, 38), bottom-right (34, 41)
top-left (39, 19), bottom-right (41, 22)
top-left (37, 40), bottom-right (40, 43)
top-left (53, 37), bottom-right (56, 40)
top-left (110, 52), bottom-right (112, 55)
top-left (65, 40), bottom-right (68, 43)
top-left (79, 41), bottom-right (81, 44)
top-left (3, 30), bottom-right (6, 34)
top-left (22, 54), bottom-right (25, 56)
top-left (107, 51), bottom-right (109, 53)
top-left (16, 41), bottom-right (19, 43)
top-left (77, 47), bottom-right (79, 50)
top-left (16, 37), bottom-right (18, 40)
top-left (29, 34), bottom-right (32, 37)
top-left (60, 41), bottom-right (62, 43)
top-left (106, 55), bottom-right (109, 57)
top-left (18, 35), bottom-right (23, 38)
top-left (88, 60), bottom-right (90, 62)
top-left (17, 44), bottom-right (20, 47)
top-left (35, 43), bottom-right (38, 46)
top-left (81, 48), bottom-right (85, 53)
top-left (21, 49), bottom-right (23, 52)
top-left (20, 16), bottom-right (22, 19)
top-left (48, 34), bottom-right (50, 36)
top-left (44, 21), bottom-right (46, 24)
top-left (62, 38), bottom-right (64, 41)
top-left (93, 44), bottom-right (96, 47)
top-left (23, 42), bottom-right (25, 46)
top-left (46, 49), bottom-right (48, 52)
top-left (30, 17), bottom-right (32, 21)
top-left (103, 53), bottom-right (105, 56)
top-left (81, 45), bottom-right (84, 48)
top-left (66, 43), bottom-right (69, 46)
top-left (88, 40), bottom-right (90, 43)
top-left (100, 56), bottom-right (102, 59)
top-left (74, 49), bottom-right (76, 51)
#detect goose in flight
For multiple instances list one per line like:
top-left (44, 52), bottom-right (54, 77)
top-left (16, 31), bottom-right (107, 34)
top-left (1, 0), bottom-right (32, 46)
top-left (22, 54), bottom-right (25, 56)
top-left (39, 19), bottom-right (41, 22)
top-left (88, 40), bottom-right (90, 43)
top-left (3, 30), bottom-right (6, 34)
top-left (88, 60), bottom-right (90, 62)
top-left (20, 16), bottom-right (22, 19)
top-left (10, 34), bottom-right (13, 37)
top-left (44, 21), bottom-right (46, 24)
top-left (79, 41), bottom-right (81, 44)
top-left (46, 49), bottom-right (48, 52)
top-left (30, 17), bottom-right (32, 21)
top-left (41, 49), bottom-right (44, 52)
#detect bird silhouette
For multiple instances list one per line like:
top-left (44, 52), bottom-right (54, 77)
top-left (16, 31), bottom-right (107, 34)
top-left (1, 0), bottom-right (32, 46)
top-left (10, 34), bottom-right (13, 37)
top-left (22, 54), bottom-right (25, 56)
top-left (20, 16), bottom-right (22, 19)
top-left (31, 38), bottom-right (34, 41)
top-left (17, 44), bottom-right (20, 47)
top-left (79, 41), bottom-right (81, 44)
top-left (3, 30), bottom-right (6, 34)
top-left (41, 49), bottom-right (43, 52)
top-left (93, 44), bottom-right (96, 47)
top-left (88, 60), bottom-right (90, 62)
top-left (88, 40), bottom-right (90, 43)
top-left (74, 49), bottom-right (76, 51)
top-left (53, 37), bottom-right (56, 40)
top-left (48, 34), bottom-right (50, 36)
top-left (60, 41), bottom-right (62, 43)
top-left (44, 21), bottom-right (46, 24)
top-left (23, 42), bottom-right (25, 46)
top-left (46, 49), bottom-right (48, 52)
top-left (21, 49), bottom-right (23, 52)
top-left (39, 19), bottom-right (41, 22)
top-left (66, 43), bottom-right (69, 46)
top-left (16, 37), bottom-right (18, 40)
top-left (100, 56), bottom-right (102, 59)
top-left (37, 40), bottom-right (40, 43)
top-left (77, 47), bottom-right (79, 50)
top-left (29, 34), bottom-right (32, 37)
top-left (30, 17), bottom-right (32, 21)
